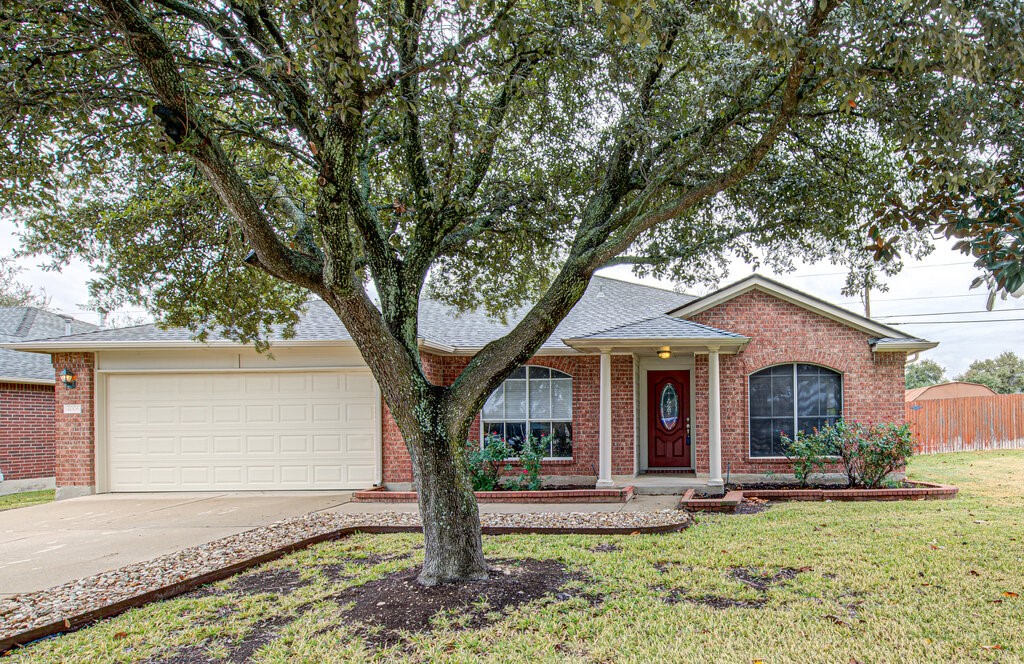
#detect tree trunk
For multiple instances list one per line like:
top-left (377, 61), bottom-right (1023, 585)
top-left (410, 427), bottom-right (489, 586)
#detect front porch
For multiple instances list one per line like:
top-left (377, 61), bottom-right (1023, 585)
top-left (563, 316), bottom-right (751, 494)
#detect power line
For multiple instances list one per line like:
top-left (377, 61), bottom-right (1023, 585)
top-left (885, 318), bottom-right (1024, 324)
top-left (839, 293), bottom-right (985, 304)
top-left (876, 309), bottom-right (1024, 318)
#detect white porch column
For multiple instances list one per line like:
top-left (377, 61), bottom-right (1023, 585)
top-left (708, 347), bottom-right (724, 487)
top-left (597, 349), bottom-right (614, 488)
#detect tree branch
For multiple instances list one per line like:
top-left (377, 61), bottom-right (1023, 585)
top-left (96, 0), bottom-right (323, 289)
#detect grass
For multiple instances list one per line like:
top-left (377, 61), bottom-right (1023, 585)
top-left (0, 489), bottom-right (54, 512)
top-left (9, 451), bottom-right (1024, 663)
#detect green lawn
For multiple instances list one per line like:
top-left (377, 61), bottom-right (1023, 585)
top-left (0, 489), bottom-right (54, 512)
top-left (11, 452), bottom-right (1024, 663)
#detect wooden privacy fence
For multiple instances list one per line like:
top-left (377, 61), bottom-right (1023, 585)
top-left (906, 394), bottom-right (1024, 454)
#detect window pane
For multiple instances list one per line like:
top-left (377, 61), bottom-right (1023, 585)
top-left (483, 385), bottom-right (504, 420)
top-left (770, 372), bottom-right (794, 417)
top-left (749, 374), bottom-right (772, 417)
top-left (508, 367), bottom-right (527, 379)
top-left (551, 422), bottom-right (572, 457)
top-left (505, 422), bottom-right (526, 454)
top-left (483, 422), bottom-right (504, 441)
top-left (505, 379), bottom-right (528, 419)
top-left (529, 421), bottom-right (552, 452)
top-left (797, 365), bottom-right (842, 418)
top-left (749, 419), bottom-right (774, 457)
top-left (529, 377), bottom-right (551, 419)
top-left (528, 366), bottom-right (550, 379)
top-left (551, 378), bottom-right (572, 420)
top-left (550, 369), bottom-right (570, 379)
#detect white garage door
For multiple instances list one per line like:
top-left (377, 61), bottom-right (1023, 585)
top-left (106, 371), bottom-right (379, 491)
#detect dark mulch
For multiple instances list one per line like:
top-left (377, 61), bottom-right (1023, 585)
top-left (229, 568), bottom-right (309, 597)
top-left (658, 566), bottom-right (808, 610)
top-left (589, 543), bottom-right (619, 553)
top-left (332, 558), bottom-right (584, 647)
top-left (148, 558), bottom-right (590, 659)
top-left (734, 499), bottom-right (772, 515)
top-left (730, 566), bottom-right (805, 591)
top-left (677, 594), bottom-right (769, 610)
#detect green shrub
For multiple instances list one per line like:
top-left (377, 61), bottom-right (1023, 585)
top-left (467, 434), bottom-right (513, 491)
top-left (505, 435), bottom-right (546, 491)
top-left (780, 429), bottom-right (831, 487)
top-left (791, 421), bottom-right (915, 488)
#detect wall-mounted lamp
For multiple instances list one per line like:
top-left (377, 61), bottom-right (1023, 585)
top-left (59, 368), bottom-right (77, 389)
top-left (657, 346), bottom-right (672, 360)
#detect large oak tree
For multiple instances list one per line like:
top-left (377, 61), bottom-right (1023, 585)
top-left (2, 0), bottom-right (1022, 584)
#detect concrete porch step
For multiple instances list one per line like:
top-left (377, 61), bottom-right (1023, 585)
top-left (630, 474), bottom-right (712, 495)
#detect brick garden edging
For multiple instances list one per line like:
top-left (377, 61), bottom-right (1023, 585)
top-left (679, 481), bottom-right (958, 512)
top-left (353, 485), bottom-right (635, 503)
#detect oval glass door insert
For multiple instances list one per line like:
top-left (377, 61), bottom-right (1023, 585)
top-left (660, 384), bottom-right (679, 429)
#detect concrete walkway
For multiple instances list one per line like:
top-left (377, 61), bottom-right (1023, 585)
top-left (0, 492), bottom-right (678, 597)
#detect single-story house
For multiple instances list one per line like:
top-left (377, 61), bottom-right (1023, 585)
top-left (905, 382), bottom-right (997, 401)
top-left (2, 274), bottom-right (937, 499)
top-left (0, 307), bottom-right (96, 493)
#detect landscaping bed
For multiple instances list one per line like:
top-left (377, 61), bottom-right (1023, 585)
top-left (680, 481), bottom-right (958, 512)
top-left (0, 509), bottom-right (689, 653)
top-left (353, 485), bottom-right (633, 503)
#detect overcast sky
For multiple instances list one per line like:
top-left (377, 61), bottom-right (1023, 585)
top-left (2, 217), bottom-right (1020, 376)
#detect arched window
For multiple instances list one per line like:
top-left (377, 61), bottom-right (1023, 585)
top-left (748, 364), bottom-right (842, 458)
top-left (482, 366), bottom-right (573, 458)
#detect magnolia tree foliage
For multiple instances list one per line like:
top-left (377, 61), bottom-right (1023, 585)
top-left (2, 0), bottom-right (1023, 583)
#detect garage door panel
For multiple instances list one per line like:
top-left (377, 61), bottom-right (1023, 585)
top-left (107, 370), bottom-right (379, 491)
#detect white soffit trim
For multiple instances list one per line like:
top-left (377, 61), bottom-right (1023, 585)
top-left (0, 375), bottom-right (55, 385)
top-left (667, 274), bottom-right (922, 341)
top-left (870, 339), bottom-right (940, 353)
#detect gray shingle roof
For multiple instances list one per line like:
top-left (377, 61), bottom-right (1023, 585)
top-left (570, 315), bottom-right (744, 341)
top-left (32, 299), bottom-right (352, 345)
top-left (0, 307), bottom-right (97, 382)
top-left (3, 277), bottom-right (695, 352)
top-left (419, 277), bottom-right (696, 349)
top-left (0, 348), bottom-right (53, 383)
top-left (0, 307), bottom-right (96, 340)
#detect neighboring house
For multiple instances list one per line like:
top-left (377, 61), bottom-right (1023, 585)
top-left (905, 382), bottom-right (998, 401)
top-left (0, 307), bottom-right (97, 492)
top-left (2, 275), bottom-right (936, 500)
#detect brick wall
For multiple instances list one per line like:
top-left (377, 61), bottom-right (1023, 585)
top-left (691, 289), bottom-right (906, 475)
top-left (0, 382), bottom-right (55, 480)
top-left (382, 352), bottom-right (635, 484)
top-left (51, 352), bottom-right (96, 489)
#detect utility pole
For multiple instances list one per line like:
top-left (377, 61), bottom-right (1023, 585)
top-left (863, 284), bottom-right (871, 318)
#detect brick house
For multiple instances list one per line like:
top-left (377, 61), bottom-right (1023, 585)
top-left (0, 307), bottom-right (96, 493)
top-left (3, 275), bottom-right (936, 499)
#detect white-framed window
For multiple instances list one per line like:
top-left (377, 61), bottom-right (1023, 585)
top-left (482, 366), bottom-right (573, 458)
top-left (748, 363), bottom-right (842, 458)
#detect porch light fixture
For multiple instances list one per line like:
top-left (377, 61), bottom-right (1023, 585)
top-left (59, 368), bottom-right (77, 389)
top-left (657, 346), bottom-right (672, 360)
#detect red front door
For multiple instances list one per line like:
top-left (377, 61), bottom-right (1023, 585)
top-left (648, 370), bottom-right (691, 468)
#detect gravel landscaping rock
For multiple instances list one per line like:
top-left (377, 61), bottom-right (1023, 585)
top-left (0, 509), bottom-right (689, 643)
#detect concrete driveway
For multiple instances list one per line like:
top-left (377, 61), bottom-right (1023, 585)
top-left (0, 492), bottom-right (352, 597)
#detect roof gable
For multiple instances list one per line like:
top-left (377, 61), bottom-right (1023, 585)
top-left (667, 274), bottom-right (929, 343)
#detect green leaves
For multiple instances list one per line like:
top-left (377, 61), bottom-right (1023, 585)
top-left (1, 0), bottom-right (1022, 346)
